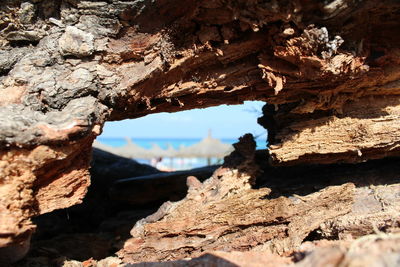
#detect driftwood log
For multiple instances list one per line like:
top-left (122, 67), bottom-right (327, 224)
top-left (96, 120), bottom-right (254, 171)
top-left (1, 0), bottom-right (400, 263)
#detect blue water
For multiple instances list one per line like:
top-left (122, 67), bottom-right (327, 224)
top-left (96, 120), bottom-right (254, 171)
top-left (96, 137), bottom-right (267, 150)
top-left (96, 137), bottom-right (267, 170)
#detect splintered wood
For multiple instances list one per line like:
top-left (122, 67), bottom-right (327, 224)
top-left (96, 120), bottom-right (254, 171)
top-left (268, 96), bottom-right (400, 165)
top-left (119, 136), bottom-right (356, 263)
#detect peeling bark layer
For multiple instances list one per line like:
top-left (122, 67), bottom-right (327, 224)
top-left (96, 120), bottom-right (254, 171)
top-left (0, 134), bottom-right (96, 263)
top-left (263, 96), bottom-right (400, 165)
top-left (1, 0), bottom-right (400, 148)
top-left (118, 137), bottom-right (400, 263)
top-left (1, 0), bottom-right (400, 261)
top-left (126, 236), bottom-right (400, 267)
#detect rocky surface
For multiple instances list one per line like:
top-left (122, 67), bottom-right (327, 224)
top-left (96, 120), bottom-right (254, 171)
top-left (1, 0), bottom-right (400, 264)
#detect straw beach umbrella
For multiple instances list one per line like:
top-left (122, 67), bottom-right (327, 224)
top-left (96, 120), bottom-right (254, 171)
top-left (147, 143), bottom-right (168, 158)
top-left (164, 143), bottom-right (179, 168)
top-left (93, 140), bottom-right (115, 153)
top-left (94, 133), bottom-right (233, 166)
top-left (180, 130), bottom-right (233, 165)
top-left (165, 143), bottom-right (178, 158)
top-left (112, 137), bottom-right (151, 159)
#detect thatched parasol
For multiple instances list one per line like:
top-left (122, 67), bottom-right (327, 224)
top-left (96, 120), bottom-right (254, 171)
top-left (179, 130), bottom-right (233, 164)
top-left (113, 138), bottom-right (151, 158)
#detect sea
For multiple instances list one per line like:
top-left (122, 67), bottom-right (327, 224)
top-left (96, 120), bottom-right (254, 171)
top-left (96, 137), bottom-right (267, 171)
top-left (96, 137), bottom-right (266, 150)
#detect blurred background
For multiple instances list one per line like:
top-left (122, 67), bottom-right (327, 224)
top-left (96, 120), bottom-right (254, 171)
top-left (95, 101), bottom-right (266, 170)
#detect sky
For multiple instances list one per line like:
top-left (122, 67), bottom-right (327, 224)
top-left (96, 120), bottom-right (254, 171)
top-left (101, 101), bottom-right (266, 139)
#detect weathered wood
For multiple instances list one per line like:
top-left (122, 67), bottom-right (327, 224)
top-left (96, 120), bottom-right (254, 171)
top-left (56, 236), bottom-right (400, 266)
top-left (125, 236), bottom-right (400, 267)
top-left (262, 96), bottom-right (400, 166)
top-left (1, 0), bottom-right (399, 148)
top-left (1, 0), bottom-right (400, 261)
top-left (0, 134), bottom-right (95, 263)
top-left (9, 140), bottom-right (400, 266)
top-left (119, 139), bottom-right (400, 263)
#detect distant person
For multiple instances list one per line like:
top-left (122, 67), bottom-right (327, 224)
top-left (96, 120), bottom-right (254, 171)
top-left (150, 157), bottom-right (162, 167)
top-left (154, 157), bottom-right (175, 171)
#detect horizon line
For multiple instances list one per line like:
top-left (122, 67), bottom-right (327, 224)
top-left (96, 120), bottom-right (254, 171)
top-left (97, 135), bottom-right (266, 140)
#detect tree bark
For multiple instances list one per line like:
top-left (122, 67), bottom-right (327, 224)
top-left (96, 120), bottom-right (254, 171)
top-left (125, 237), bottom-right (400, 267)
top-left (118, 136), bottom-right (400, 263)
top-left (1, 0), bottom-right (400, 262)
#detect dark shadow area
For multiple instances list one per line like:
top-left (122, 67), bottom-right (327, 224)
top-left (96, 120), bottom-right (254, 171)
top-left (25, 148), bottom-right (217, 263)
top-left (110, 165), bottom-right (218, 206)
top-left (28, 148), bottom-right (161, 262)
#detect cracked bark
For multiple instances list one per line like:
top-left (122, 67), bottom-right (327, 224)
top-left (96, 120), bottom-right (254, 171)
top-left (118, 136), bottom-right (400, 263)
top-left (1, 0), bottom-right (400, 263)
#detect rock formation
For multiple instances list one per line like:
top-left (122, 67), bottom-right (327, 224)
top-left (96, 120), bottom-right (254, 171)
top-left (1, 0), bottom-right (400, 264)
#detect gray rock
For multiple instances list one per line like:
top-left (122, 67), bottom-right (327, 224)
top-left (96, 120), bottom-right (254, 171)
top-left (59, 26), bottom-right (94, 57)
